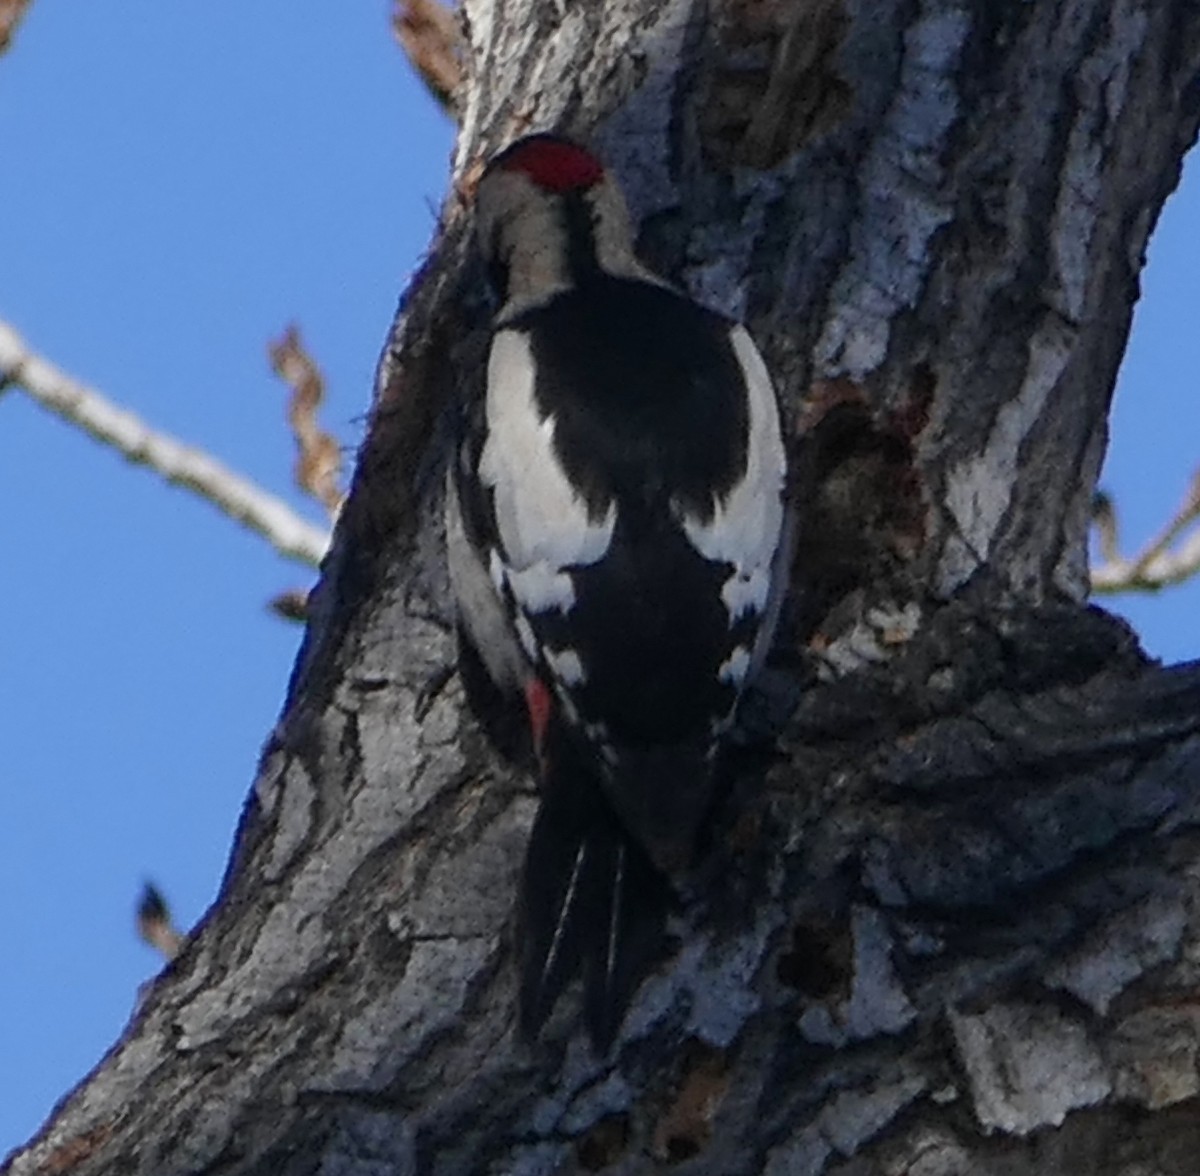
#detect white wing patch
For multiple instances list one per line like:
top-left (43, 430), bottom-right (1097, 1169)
top-left (514, 612), bottom-right (539, 662)
top-left (721, 567), bottom-right (772, 621)
top-left (544, 646), bottom-right (586, 687)
top-left (480, 330), bottom-right (615, 620)
top-left (718, 645), bottom-right (751, 686)
top-left (675, 325), bottom-right (785, 624)
top-left (507, 563), bottom-right (576, 613)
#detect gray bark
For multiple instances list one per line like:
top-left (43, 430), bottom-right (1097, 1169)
top-left (8, 1), bottom-right (1200, 1173)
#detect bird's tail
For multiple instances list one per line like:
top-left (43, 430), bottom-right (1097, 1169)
top-left (518, 738), bottom-right (673, 1050)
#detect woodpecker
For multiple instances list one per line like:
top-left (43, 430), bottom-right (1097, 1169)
top-left (447, 132), bottom-right (789, 1047)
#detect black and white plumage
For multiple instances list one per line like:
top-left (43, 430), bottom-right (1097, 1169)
top-left (447, 133), bottom-right (789, 1047)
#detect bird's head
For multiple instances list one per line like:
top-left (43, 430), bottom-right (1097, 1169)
top-left (474, 133), bottom-right (646, 307)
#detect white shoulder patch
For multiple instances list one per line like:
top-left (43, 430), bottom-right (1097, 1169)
top-left (479, 330), bottom-right (615, 615)
top-left (676, 325), bottom-right (786, 621)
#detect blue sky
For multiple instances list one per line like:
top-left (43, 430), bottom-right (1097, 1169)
top-left (1, 4), bottom-right (1197, 1157)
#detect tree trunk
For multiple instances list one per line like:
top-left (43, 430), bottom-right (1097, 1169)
top-left (9, 2), bottom-right (1200, 1173)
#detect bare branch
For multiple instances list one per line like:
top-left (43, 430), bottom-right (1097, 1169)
top-left (391, 0), bottom-right (464, 115)
top-left (0, 0), bottom-right (33, 55)
top-left (267, 588), bottom-right (310, 623)
top-left (1090, 472), bottom-right (1200, 592)
top-left (0, 320), bottom-right (331, 568)
top-left (135, 883), bottom-right (184, 961)
top-left (268, 324), bottom-right (345, 520)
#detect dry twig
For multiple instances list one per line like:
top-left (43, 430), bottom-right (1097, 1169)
top-left (268, 587), bottom-right (310, 623)
top-left (136, 883), bottom-right (184, 960)
top-left (268, 325), bottom-right (345, 520)
top-left (0, 0), bottom-right (33, 55)
top-left (392, 0), bottom-right (464, 115)
top-left (1090, 473), bottom-right (1200, 592)
top-left (0, 320), bottom-right (331, 568)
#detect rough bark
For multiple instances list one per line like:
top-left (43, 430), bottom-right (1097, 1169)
top-left (9, 1), bottom-right (1200, 1173)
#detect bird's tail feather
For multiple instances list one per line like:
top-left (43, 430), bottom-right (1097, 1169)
top-left (518, 745), bottom-right (672, 1049)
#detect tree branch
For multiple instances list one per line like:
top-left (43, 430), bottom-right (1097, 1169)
top-left (1091, 474), bottom-right (1200, 592)
top-left (391, 0), bottom-right (464, 116)
top-left (0, 320), bottom-right (331, 568)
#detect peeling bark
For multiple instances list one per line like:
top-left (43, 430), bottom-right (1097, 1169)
top-left (8, 1), bottom-right (1200, 1174)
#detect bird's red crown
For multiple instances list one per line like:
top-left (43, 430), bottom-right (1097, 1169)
top-left (494, 134), bottom-right (605, 194)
